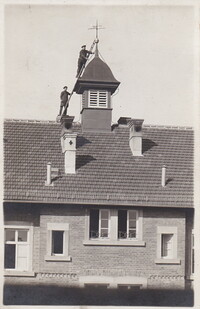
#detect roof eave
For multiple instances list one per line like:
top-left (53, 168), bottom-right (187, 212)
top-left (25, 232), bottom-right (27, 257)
top-left (74, 80), bottom-right (120, 94)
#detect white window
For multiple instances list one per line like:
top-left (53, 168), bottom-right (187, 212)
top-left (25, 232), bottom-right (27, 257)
top-left (155, 226), bottom-right (180, 264)
top-left (88, 90), bottom-right (108, 108)
top-left (89, 209), bottom-right (110, 239)
top-left (84, 209), bottom-right (145, 246)
top-left (4, 226), bottom-right (32, 272)
top-left (161, 234), bottom-right (173, 258)
top-left (118, 210), bottom-right (138, 239)
top-left (45, 223), bottom-right (71, 261)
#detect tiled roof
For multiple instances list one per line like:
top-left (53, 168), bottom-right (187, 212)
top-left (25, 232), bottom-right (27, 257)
top-left (3, 119), bottom-right (194, 208)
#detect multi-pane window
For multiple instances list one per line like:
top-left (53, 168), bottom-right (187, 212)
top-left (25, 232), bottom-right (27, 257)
top-left (161, 234), bottom-right (173, 258)
top-left (118, 210), bottom-right (137, 239)
top-left (88, 90), bottom-right (108, 108)
top-left (4, 228), bottom-right (30, 271)
top-left (89, 209), bottom-right (110, 239)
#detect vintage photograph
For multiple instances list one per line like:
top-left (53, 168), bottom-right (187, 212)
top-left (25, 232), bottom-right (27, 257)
top-left (2, 1), bottom-right (198, 306)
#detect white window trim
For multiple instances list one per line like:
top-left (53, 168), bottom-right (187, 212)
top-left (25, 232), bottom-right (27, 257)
top-left (4, 225), bottom-right (34, 276)
top-left (155, 226), bottom-right (180, 264)
top-left (89, 209), bottom-right (110, 240)
top-left (45, 223), bottom-right (71, 262)
top-left (83, 209), bottom-right (145, 246)
top-left (127, 210), bottom-right (138, 239)
top-left (99, 209), bottom-right (110, 239)
top-left (118, 209), bottom-right (138, 240)
top-left (88, 90), bottom-right (108, 108)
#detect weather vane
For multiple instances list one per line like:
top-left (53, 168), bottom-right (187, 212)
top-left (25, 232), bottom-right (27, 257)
top-left (89, 20), bottom-right (105, 42)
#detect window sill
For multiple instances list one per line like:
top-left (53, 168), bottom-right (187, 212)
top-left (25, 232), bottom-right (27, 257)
top-left (155, 258), bottom-right (181, 265)
top-left (45, 255), bottom-right (72, 262)
top-left (83, 239), bottom-right (145, 247)
top-left (4, 270), bottom-right (35, 277)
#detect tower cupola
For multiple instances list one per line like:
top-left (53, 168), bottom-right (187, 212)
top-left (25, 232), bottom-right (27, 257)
top-left (74, 44), bottom-right (120, 132)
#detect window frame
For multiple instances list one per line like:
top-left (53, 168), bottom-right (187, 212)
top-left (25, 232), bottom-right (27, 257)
top-left (84, 208), bottom-right (145, 246)
top-left (89, 209), bottom-right (110, 240)
top-left (4, 225), bottom-right (34, 276)
top-left (45, 223), bottom-right (71, 262)
top-left (155, 226), bottom-right (180, 264)
top-left (118, 209), bottom-right (138, 240)
top-left (88, 90), bottom-right (108, 108)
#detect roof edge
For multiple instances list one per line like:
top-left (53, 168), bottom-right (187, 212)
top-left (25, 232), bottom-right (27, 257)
top-left (3, 199), bottom-right (194, 209)
top-left (4, 118), bottom-right (193, 131)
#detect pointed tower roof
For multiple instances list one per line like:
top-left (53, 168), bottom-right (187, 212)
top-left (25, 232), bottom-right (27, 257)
top-left (74, 45), bottom-right (120, 94)
top-left (81, 54), bottom-right (119, 83)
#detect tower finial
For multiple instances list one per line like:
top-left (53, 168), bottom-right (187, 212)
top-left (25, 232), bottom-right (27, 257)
top-left (89, 20), bottom-right (104, 51)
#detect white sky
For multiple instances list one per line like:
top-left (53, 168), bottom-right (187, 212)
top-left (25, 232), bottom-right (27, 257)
top-left (3, 3), bottom-right (198, 126)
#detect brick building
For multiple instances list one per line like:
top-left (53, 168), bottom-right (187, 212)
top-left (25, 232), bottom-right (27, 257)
top-left (3, 43), bottom-right (194, 305)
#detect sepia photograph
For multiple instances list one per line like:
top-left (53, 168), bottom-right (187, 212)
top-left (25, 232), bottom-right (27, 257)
top-left (1, 0), bottom-right (199, 307)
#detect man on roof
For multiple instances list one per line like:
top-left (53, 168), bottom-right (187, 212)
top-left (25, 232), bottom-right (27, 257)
top-left (76, 45), bottom-right (94, 78)
top-left (58, 86), bottom-right (71, 116)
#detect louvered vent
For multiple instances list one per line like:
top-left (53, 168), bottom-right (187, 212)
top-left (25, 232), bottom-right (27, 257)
top-left (89, 90), bottom-right (108, 108)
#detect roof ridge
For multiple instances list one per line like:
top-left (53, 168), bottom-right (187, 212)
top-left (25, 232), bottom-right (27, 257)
top-left (4, 119), bottom-right (193, 130)
top-left (4, 118), bottom-right (82, 127)
top-left (4, 118), bottom-right (58, 124)
top-left (143, 124), bottom-right (193, 130)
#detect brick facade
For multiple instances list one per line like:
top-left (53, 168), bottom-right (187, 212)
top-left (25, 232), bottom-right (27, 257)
top-left (4, 203), bottom-right (193, 290)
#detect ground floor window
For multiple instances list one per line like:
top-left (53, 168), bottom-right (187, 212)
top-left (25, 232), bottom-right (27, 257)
top-left (45, 223), bottom-right (71, 261)
top-left (161, 234), bottom-right (174, 258)
top-left (155, 226), bottom-right (180, 264)
top-left (4, 226), bottom-right (31, 271)
top-left (118, 210), bottom-right (137, 239)
top-left (86, 208), bottom-right (144, 245)
top-left (89, 209), bottom-right (110, 239)
top-left (52, 230), bottom-right (64, 255)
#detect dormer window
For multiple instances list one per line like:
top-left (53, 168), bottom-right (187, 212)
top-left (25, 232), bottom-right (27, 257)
top-left (88, 90), bottom-right (108, 108)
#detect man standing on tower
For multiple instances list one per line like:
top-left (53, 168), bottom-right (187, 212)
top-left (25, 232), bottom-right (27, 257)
top-left (58, 86), bottom-right (71, 116)
top-left (76, 45), bottom-right (94, 78)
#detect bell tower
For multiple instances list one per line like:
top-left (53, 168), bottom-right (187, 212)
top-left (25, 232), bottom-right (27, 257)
top-left (74, 42), bottom-right (120, 132)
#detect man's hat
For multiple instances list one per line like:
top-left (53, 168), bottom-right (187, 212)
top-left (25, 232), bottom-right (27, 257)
top-left (81, 45), bottom-right (86, 48)
top-left (63, 86), bottom-right (68, 89)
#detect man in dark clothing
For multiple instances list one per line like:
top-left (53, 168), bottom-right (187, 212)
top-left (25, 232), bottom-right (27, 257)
top-left (58, 86), bottom-right (71, 116)
top-left (76, 45), bottom-right (94, 78)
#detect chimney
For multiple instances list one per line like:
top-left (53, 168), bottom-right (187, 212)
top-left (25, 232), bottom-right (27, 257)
top-left (60, 116), bottom-right (77, 174)
top-left (161, 165), bottom-right (166, 187)
top-left (129, 119), bottom-right (144, 156)
top-left (45, 163), bottom-right (60, 186)
top-left (45, 162), bottom-right (52, 186)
